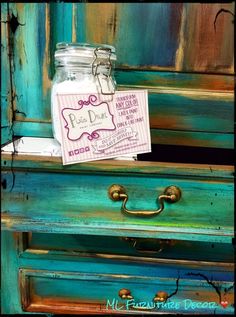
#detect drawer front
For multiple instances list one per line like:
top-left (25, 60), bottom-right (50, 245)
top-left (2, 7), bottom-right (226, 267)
top-left (2, 170), bottom-right (233, 242)
top-left (20, 268), bottom-right (234, 314)
top-left (2, 172), bottom-right (233, 241)
top-left (22, 232), bottom-right (234, 263)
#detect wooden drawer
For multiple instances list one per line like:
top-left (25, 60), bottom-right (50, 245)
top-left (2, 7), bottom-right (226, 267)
top-left (20, 232), bottom-right (234, 263)
top-left (20, 264), bottom-right (234, 315)
top-left (2, 230), bottom-right (234, 315)
top-left (2, 156), bottom-right (234, 243)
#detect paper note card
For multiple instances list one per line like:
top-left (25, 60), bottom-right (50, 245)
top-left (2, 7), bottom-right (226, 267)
top-left (58, 90), bottom-right (151, 165)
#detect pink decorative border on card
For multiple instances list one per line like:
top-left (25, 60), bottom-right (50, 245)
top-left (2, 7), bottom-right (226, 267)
top-left (61, 94), bottom-right (116, 141)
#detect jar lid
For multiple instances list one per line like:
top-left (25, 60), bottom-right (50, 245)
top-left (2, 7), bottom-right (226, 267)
top-left (55, 42), bottom-right (116, 62)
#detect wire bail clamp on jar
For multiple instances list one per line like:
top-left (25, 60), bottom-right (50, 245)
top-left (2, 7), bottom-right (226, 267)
top-left (91, 47), bottom-right (116, 96)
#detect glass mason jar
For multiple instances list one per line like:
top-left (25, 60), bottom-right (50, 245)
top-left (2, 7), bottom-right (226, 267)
top-left (51, 42), bottom-right (117, 144)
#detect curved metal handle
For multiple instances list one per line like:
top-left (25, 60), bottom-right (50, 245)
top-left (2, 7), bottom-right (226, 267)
top-left (122, 237), bottom-right (172, 254)
top-left (118, 288), bottom-right (168, 311)
top-left (108, 185), bottom-right (181, 217)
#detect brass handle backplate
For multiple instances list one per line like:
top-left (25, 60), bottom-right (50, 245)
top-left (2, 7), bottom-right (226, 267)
top-left (108, 185), bottom-right (181, 217)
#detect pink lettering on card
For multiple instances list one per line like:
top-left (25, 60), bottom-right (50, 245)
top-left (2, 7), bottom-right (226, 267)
top-left (57, 90), bottom-right (151, 165)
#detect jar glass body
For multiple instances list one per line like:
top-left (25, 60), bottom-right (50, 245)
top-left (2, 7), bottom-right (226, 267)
top-left (51, 43), bottom-right (116, 144)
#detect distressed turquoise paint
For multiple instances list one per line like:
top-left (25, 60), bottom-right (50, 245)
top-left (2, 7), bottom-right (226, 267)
top-left (2, 170), bottom-right (234, 242)
top-left (151, 129), bottom-right (234, 149)
top-left (115, 3), bottom-right (182, 67)
top-left (75, 3), bottom-right (87, 42)
top-left (148, 93), bottom-right (233, 133)
top-left (2, 153), bottom-right (234, 179)
top-left (115, 70), bottom-right (234, 91)
top-left (18, 260), bottom-right (234, 314)
top-left (1, 231), bottom-right (234, 314)
top-left (1, 3), bottom-right (235, 314)
top-left (1, 3), bottom-right (12, 145)
top-left (13, 122), bottom-right (53, 138)
top-left (1, 232), bottom-right (23, 314)
top-left (2, 222), bottom-right (233, 243)
top-left (18, 257), bottom-right (234, 281)
top-left (2, 3), bottom-right (233, 148)
top-left (49, 2), bottom-right (73, 79)
top-left (37, 3), bottom-right (46, 73)
top-left (29, 233), bottom-right (234, 262)
top-left (11, 123), bottom-right (234, 150)
top-left (10, 3), bottom-right (48, 120)
top-left (24, 271), bottom-right (234, 314)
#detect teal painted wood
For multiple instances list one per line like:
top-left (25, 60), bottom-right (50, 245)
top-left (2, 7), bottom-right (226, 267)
top-left (11, 71), bottom-right (234, 132)
top-left (13, 122), bottom-right (53, 138)
top-left (150, 129), bottom-right (234, 149)
top-left (27, 232), bottom-right (234, 262)
top-left (114, 3), bottom-right (183, 68)
top-left (14, 231), bottom-right (233, 280)
top-left (76, 3), bottom-right (234, 73)
top-left (2, 153), bottom-right (234, 179)
top-left (5, 71), bottom-right (235, 149)
top-left (1, 231), bottom-right (24, 314)
top-left (148, 92), bottom-right (233, 133)
top-left (49, 2), bottom-right (73, 79)
top-left (1, 3), bottom-right (12, 145)
top-left (20, 268), bottom-right (234, 314)
top-left (2, 170), bottom-right (234, 242)
top-left (115, 70), bottom-right (234, 91)
top-left (11, 124), bottom-right (234, 149)
top-left (11, 3), bottom-right (51, 121)
top-left (1, 231), bottom-right (234, 314)
top-left (7, 2), bottom-right (233, 82)
top-left (17, 240), bottom-right (235, 315)
top-left (1, 3), bottom-right (234, 315)
top-left (74, 3), bottom-right (87, 43)
top-left (18, 257), bottom-right (234, 285)
top-left (2, 4), bottom-right (234, 149)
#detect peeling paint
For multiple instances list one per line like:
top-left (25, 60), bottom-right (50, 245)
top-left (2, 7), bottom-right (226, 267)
top-left (9, 13), bottom-right (25, 34)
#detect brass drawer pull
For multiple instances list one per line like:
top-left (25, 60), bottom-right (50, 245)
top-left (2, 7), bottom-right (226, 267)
top-left (154, 291), bottom-right (169, 302)
top-left (118, 288), bottom-right (134, 299)
top-left (108, 185), bottom-right (181, 217)
top-left (118, 288), bottom-right (168, 311)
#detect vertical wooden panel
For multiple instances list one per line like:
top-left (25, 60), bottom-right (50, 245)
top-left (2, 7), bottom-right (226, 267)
top-left (42, 3), bottom-right (51, 119)
top-left (1, 3), bottom-right (12, 144)
top-left (9, 3), bottom-right (75, 123)
top-left (85, 3), bottom-right (119, 45)
top-left (182, 3), bottom-right (234, 73)
top-left (1, 232), bottom-right (23, 313)
top-left (74, 3), bottom-right (86, 43)
top-left (49, 2), bottom-right (73, 79)
top-left (113, 3), bottom-right (183, 68)
top-left (83, 3), bottom-right (183, 69)
top-left (11, 3), bottom-right (50, 121)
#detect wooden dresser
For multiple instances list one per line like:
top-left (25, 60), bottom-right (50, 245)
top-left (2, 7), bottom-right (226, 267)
top-left (1, 3), bottom-right (234, 315)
